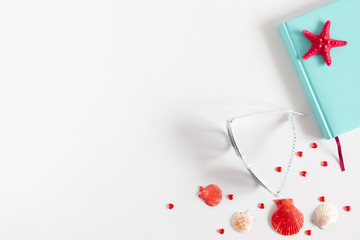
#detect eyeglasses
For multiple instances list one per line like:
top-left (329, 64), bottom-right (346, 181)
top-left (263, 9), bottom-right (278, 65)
top-left (226, 109), bottom-right (305, 197)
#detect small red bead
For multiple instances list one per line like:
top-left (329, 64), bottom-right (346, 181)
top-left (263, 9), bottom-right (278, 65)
top-left (227, 194), bottom-right (234, 200)
top-left (305, 230), bottom-right (312, 236)
top-left (258, 203), bottom-right (265, 209)
top-left (297, 151), bottom-right (303, 157)
top-left (311, 142), bottom-right (318, 148)
top-left (300, 171), bottom-right (307, 177)
top-left (344, 206), bottom-right (351, 212)
top-left (275, 167), bottom-right (282, 172)
top-left (321, 161), bottom-right (328, 167)
top-left (168, 203), bottom-right (174, 209)
top-left (218, 229), bottom-right (225, 234)
top-left (319, 196), bottom-right (325, 202)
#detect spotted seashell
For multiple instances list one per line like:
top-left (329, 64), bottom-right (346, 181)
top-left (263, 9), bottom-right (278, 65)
top-left (231, 210), bottom-right (254, 233)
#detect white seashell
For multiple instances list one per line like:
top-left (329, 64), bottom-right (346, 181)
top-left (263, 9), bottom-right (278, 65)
top-left (231, 210), bottom-right (254, 233)
top-left (314, 203), bottom-right (338, 229)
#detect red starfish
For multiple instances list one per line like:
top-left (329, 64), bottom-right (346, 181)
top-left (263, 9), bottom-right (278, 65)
top-left (302, 20), bottom-right (347, 66)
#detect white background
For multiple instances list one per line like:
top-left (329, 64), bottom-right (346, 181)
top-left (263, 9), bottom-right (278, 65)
top-left (0, 0), bottom-right (357, 239)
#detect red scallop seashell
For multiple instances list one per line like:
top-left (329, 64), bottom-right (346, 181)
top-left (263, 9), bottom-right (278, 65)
top-left (319, 196), bottom-right (325, 202)
top-left (271, 199), bottom-right (304, 236)
top-left (168, 203), bottom-right (174, 209)
top-left (199, 184), bottom-right (222, 207)
top-left (297, 151), bottom-right (303, 157)
top-left (227, 194), bottom-right (234, 200)
top-left (218, 228), bottom-right (225, 234)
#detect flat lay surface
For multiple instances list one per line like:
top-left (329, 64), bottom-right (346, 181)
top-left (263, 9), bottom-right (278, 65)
top-left (0, 0), bottom-right (357, 239)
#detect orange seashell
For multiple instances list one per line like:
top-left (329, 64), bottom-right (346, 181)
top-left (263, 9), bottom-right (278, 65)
top-left (271, 198), bottom-right (304, 236)
top-left (199, 184), bottom-right (222, 207)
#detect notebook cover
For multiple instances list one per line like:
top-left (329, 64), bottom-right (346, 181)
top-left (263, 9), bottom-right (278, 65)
top-left (278, 0), bottom-right (360, 139)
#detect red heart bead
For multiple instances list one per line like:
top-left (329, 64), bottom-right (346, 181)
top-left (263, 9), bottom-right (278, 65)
top-left (275, 167), bottom-right (282, 172)
top-left (311, 143), bottom-right (318, 148)
top-left (258, 203), bottom-right (265, 209)
top-left (300, 171), bottom-right (307, 177)
top-left (321, 161), bottom-right (328, 167)
top-left (305, 230), bottom-right (312, 235)
top-left (319, 196), bottom-right (325, 202)
top-left (227, 194), bottom-right (234, 200)
top-left (168, 203), bottom-right (174, 209)
top-left (297, 151), bottom-right (303, 157)
top-left (344, 206), bottom-right (351, 212)
top-left (218, 229), bottom-right (225, 234)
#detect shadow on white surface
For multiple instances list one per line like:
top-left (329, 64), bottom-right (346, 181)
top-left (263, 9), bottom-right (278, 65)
top-left (174, 115), bottom-right (259, 194)
top-left (207, 168), bottom-right (259, 194)
top-left (310, 208), bottom-right (317, 226)
top-left (321, 139), bottom-right (342, 168)
top-left (175, 116), bottom-right (230, 160)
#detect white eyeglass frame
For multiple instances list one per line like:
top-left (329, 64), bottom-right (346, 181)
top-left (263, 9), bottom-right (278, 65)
top-left (226, 109), bottom-right (305, 197)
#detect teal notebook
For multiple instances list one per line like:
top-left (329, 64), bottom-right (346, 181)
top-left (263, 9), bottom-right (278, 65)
top-left (278, 0), bottom-right (360, 140)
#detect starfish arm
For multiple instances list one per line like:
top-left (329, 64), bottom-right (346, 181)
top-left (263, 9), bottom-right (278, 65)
top-left (331, 39), bottom-right (348, 47)
top-left (303, 29), bottom-right (318, 42)
top-left (302, 21), bottom-right (347, 66)
top-left (320, 20), bottom-right (331, 38)
top-left (320, 50), bottom-right (332, 66)
top-left (302, 46), bottom-right (321, 60)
